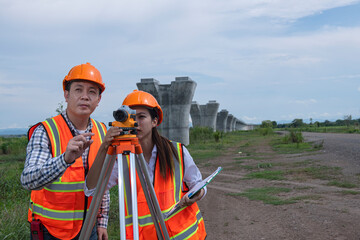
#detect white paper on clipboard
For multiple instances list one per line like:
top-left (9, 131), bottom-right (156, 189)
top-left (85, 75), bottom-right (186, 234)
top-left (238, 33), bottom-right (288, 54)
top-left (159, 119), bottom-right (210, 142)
top-left (165, 166), bottom-right (223, 218)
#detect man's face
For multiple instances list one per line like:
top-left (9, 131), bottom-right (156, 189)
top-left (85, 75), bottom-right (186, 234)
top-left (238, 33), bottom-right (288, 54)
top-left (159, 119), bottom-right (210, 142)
top-left (64, 81), bottom-right (101, 119)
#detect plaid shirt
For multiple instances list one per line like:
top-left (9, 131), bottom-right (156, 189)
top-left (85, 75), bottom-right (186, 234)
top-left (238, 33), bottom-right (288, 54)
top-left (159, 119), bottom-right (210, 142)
top-left (21, 111), bottom-right (109, 229)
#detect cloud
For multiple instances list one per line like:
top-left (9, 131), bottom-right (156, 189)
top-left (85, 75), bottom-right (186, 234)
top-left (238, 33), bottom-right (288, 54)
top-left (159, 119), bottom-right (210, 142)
top-left (291, 99), bottom-right (318, 105)
top-left (242, 116), bottom-right (258, 122)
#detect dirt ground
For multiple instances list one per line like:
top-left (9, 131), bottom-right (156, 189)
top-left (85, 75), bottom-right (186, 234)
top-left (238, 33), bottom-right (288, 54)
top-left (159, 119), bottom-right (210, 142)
top-left (197, 132), bottom-right (360, 240)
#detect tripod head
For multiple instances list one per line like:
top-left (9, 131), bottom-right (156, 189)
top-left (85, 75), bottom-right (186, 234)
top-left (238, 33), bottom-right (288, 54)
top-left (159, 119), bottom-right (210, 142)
top-left (109, 105), bottom-right (138, 137)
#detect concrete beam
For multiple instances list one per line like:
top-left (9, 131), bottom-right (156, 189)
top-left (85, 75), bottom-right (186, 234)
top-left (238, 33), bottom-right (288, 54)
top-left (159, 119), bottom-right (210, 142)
top-left (235, 120), bottom-right (247, 131)
top-left (137, 77), bottom-right (196, 145)
top-left (190, 100), bottom-right (220, 131)
top-left (216, 109), bottom-right (229, 132)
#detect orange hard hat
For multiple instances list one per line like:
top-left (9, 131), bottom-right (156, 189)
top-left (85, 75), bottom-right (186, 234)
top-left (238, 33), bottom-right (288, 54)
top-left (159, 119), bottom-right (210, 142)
top-left (63, 62), bottom-right (105, 93)
top-left (122, 90), bottom-right (163, 125)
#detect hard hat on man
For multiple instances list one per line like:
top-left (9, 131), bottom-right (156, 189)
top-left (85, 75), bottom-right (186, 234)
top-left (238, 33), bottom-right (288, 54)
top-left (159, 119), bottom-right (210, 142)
top-left (63, 62), bottom-right (105, 93)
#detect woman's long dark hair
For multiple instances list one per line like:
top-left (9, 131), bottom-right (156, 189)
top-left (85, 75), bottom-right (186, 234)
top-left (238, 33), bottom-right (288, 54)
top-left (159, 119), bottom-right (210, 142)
top-left (149, 108), bottom-right (179, 178)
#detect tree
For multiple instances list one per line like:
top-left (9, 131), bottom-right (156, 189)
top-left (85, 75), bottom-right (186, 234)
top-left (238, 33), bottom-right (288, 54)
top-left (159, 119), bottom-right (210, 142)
top-left (56, 101), bottom-right (65, 115)
top-left (261, 120), bottom-right (273, 128)
top-left (290, 119), bottom-right (303, 128)
top-left (324, 120), bottom-right (331, 126)
top-left (344, 115), bottom-right (352, 127)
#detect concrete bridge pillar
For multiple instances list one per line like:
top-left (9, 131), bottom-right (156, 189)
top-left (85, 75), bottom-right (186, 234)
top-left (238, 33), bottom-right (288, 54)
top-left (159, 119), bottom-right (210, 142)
top-left (231, 117), bottom-right (237, 132)
top-left (216, 109), bottom-right (229, 132)
top-left (226, 114), bottom-right (234, 132)
top-left (190, 100), bottom-right (220, 131)
top-left (137, 77), bottom-right (196, 145)
top-left (190, 101), bottom-right (201, 128)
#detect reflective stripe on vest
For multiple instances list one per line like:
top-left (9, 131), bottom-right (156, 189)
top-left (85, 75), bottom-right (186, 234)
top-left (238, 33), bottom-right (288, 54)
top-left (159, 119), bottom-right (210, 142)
top-left (171, 210), bottom-right (204, 240)
top-left (92, 119), bottom-right (106, 143)
top-left (173, 141), bottom-right (184, 203)
top-left (43, 118), bottom-right (62, 157)
top-left (30, 201), bottom-right (84, 221)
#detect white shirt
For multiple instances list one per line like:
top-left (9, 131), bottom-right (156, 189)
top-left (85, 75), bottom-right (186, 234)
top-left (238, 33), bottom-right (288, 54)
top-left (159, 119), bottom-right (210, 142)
top-left (85, 144), bottom-right (206, 198)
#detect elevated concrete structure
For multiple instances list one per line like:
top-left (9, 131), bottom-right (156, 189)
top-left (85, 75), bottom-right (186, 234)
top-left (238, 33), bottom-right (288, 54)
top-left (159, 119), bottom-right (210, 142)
top-left (232, 118), bottom-right (238, 131)
top-left (190, 102), bottom-right (201, 128)
top-left (216, 109), bottom-right (229, 132)
top-left (137, 77), bottom-right (196, 145)
top-left (226, 114), bottom-right (235, 132)
top-left (190, 100), bottom-right (220, 131)
top-left (236, 120), bottom-right (247, 131)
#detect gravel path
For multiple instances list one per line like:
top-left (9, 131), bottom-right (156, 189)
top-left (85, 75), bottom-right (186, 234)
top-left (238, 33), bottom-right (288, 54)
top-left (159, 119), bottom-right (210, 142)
top-left (197, 131), bottom-right (360, 240)
top-left (302, 132), bottom-right (360, 174)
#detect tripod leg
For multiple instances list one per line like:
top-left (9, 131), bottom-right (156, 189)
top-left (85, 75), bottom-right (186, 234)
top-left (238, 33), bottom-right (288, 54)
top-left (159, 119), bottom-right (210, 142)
top-left (135, 159), bottom-right (164, 240)
top-left (79, 154), bottom-right (116, 240)
top-left (118, 154), bottom-right (127, 240)
top-left (136, 153), bottom-right (170, 240)
top-left (129, 153), bottom-right (139, 240)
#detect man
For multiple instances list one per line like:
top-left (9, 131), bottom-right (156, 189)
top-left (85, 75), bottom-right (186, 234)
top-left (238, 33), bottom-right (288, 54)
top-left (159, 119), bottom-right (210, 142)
top-left (21, 62), bottom-right (109, 240)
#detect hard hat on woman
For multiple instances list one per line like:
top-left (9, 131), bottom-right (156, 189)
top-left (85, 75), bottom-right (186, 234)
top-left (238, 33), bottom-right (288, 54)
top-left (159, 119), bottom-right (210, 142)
top-left (122, 90), bottom-right (163, 125)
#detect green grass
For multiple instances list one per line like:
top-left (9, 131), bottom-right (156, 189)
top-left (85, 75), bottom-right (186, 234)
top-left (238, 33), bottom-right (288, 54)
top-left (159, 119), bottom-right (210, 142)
top-left (288, 126), bottom-right (360, 134)
top-left (228, 187), bottom-right (296, 205)
top-left (229, 187), bottom-right (324, 205)
top-left (271, 140), bottom-right (314, 154)
top-left (246, 170), bottom-right (286, 180)
top-left (257, 163), bottom-right (273, 169)
top-left (290, 166), bottom-right (342, 180)
top-left (327, 180), bottom-right (357, 188)
top-left (339, 190), bottom-right (360, 195)
top-left (107, 187), bottom-right (120, 238)
top-left (0, 161), bottom-right (30, 239)
top-left (187, 130), bottom-right (265, 163)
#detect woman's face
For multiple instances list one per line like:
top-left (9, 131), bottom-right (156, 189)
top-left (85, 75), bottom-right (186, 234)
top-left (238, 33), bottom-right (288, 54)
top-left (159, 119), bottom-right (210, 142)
top-left (132, 106), bottom-right (158, 141)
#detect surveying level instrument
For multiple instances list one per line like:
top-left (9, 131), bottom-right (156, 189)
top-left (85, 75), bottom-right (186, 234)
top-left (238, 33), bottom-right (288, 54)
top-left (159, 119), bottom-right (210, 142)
top-left (79, 106), bottom-right (170, 240)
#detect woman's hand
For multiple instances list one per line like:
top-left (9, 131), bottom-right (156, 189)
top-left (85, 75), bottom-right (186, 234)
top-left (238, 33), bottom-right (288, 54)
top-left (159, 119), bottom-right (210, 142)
top-left (178, 188), bottom-right (205, 208)
top-left (86, 127), bottom-right (122, 190)
top-left (103, 127), bottom-right (122, 148)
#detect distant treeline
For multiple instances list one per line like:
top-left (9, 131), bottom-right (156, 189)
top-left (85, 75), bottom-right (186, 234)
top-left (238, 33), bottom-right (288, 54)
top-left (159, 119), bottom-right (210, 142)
top-left (261, 115), bottom-right (359, 129)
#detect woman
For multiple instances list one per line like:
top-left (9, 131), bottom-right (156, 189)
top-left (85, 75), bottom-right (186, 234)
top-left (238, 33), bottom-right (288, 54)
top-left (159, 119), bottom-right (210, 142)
top-left (86, 90), bottom-right (207, 240)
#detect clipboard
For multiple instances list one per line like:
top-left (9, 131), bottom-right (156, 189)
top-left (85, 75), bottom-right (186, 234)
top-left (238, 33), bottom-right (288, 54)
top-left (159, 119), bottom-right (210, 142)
top-left (165, 166), bottom-right (222, 218)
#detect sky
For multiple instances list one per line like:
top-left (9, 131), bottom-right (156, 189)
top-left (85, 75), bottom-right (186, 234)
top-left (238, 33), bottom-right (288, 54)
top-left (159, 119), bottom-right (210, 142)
top-left (1, 0), bottom-right (360, 129)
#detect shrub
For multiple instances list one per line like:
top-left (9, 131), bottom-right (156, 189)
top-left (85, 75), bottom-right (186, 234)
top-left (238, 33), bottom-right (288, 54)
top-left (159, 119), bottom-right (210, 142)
top-left (0, 136), bottom-right (27, 155)
top-left (213, 131), bottom-right (223, 142)
top-left (189, 127), bottom-right (214, 143)
top-left (282, 130), bottom-right (303, 144)
top-left (257, 127), bottom-right (274, 136)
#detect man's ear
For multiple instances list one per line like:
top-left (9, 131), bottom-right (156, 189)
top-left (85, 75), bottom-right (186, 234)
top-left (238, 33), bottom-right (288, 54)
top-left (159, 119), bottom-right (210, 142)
top-left (64, 90), bottom-right (69, 103)
top-left (97, 94), bottom-right (102, 106)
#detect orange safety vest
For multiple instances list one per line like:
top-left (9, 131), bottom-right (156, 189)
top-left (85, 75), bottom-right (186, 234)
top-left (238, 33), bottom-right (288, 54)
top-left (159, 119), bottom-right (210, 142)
top-left (27, 114), bottom-right (107, 240)
top-left (121, 142), bottom-right (207, 240)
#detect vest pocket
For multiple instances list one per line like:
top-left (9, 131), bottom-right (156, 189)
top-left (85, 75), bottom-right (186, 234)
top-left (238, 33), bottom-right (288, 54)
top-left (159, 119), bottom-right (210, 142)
top-left (44, 190), bottom-right (76, 204)
top-left (166, 205), bottom-right (198, 237)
